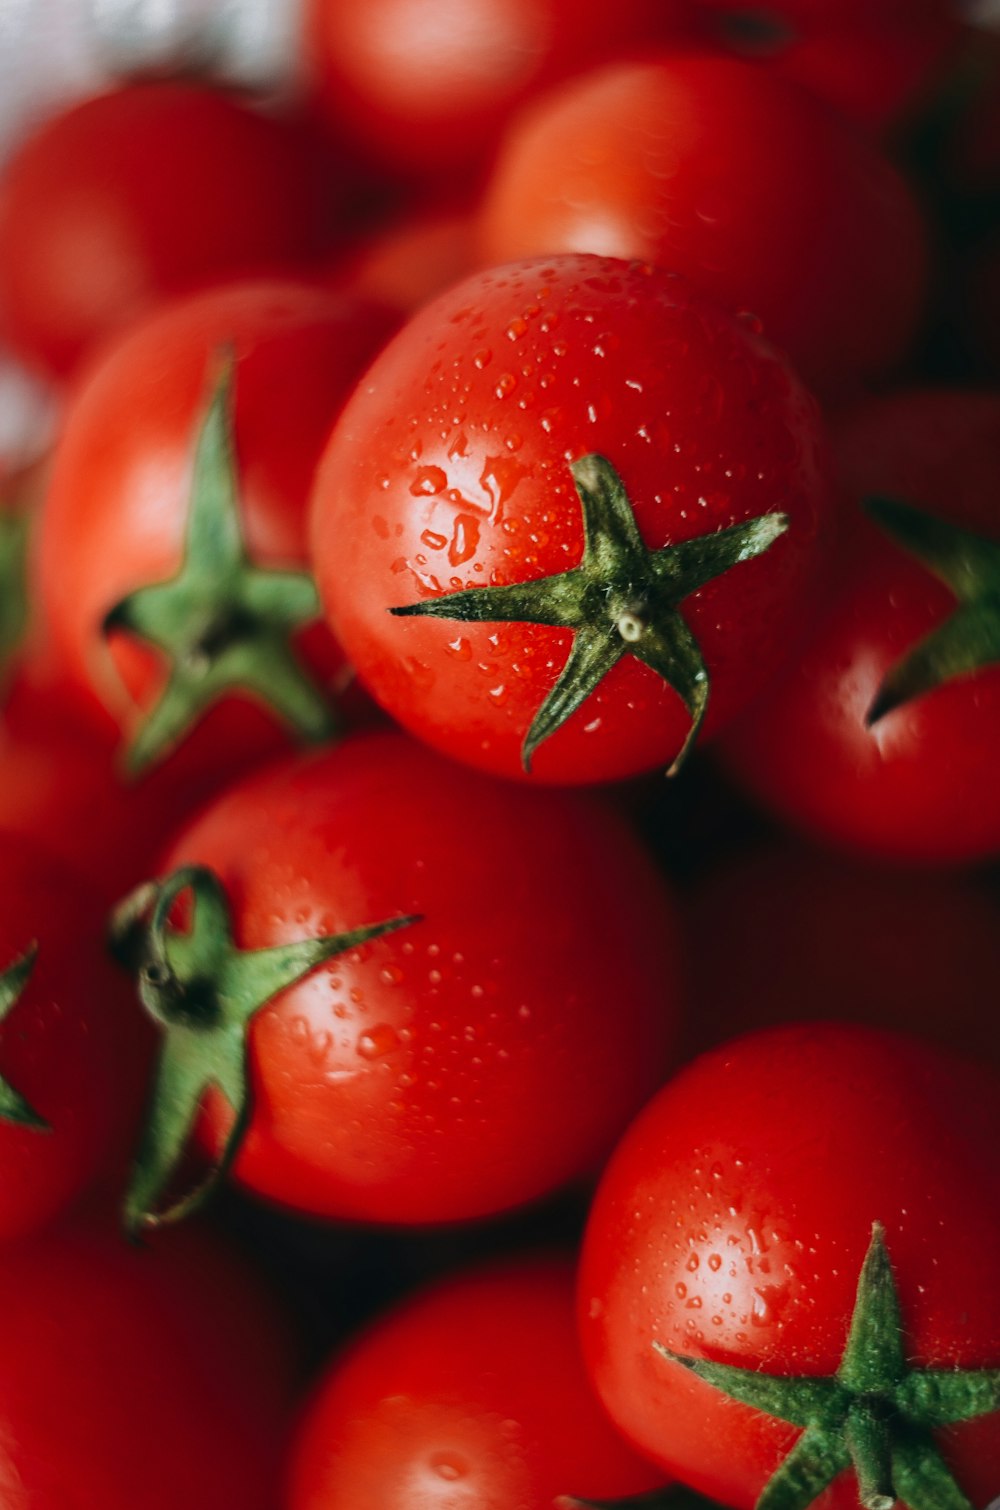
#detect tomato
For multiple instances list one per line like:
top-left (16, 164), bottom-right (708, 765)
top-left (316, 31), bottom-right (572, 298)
top-left (579, 1022), bottom-right (1000, 1509)
top-left (0, 1217), bottom-right (295, 1508)
top-left (286, 1255), bottom-right (663, 1509)
top-left (311, 256), bottom-right (830, 785)
top-left (304, 0), bottom-right (687, 182)
top-left (335, 204), bottom-right (478, 316)
top-left (684, 839), bottom-right (1000, 1063)
top-left (718, 390), bottom-right (1000, 865)
top-left (0, 835), bottom-right (149, 1244)
top-left (672, 4), bottom-right (958, 129)
top-left (0, 83), bottom-right (342, 380)
top-left (38, 279), bottom-right (397, 782)
top-left (116, 729), bottom-right (682, 1230)
top-left (476, 56), bottom-right (928, 396)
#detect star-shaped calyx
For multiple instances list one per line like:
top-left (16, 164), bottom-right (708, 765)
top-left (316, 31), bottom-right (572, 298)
top-left (0, 944), bottom-right (48, 1130)
top-left (391, 454), bottom-right (789, 774)
top-left (109, 866), bottom-right (419, 1236)
top-left (865, 497), bottom-right (1000, 727)
top-left (654, 1225), bottom-right (1000, 1510)
top-left (103, 350), bottom-right (341, 776)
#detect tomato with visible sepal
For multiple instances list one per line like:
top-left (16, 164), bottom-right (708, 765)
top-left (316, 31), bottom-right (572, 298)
top-left (113, 730), bottom-right (682, 1232)
top-left (580, 1023), bottom-right (1000, 1510)
top-left (311, 255), bottom-right (830, 785)
top-left (38, 279), bottom-right (397, 783)
top-left (718, 390), bottom-right (1000, 865)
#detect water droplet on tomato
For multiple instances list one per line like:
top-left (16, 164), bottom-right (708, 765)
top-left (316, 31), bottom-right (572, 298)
top-left (357, 1024), bottom-right (400, 1060)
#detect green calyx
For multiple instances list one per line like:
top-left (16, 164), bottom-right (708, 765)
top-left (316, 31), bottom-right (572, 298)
top-left (0, 944), bottom-right (48, 1130)
top-left (865, 496), bottom-right (1000, 726)
top-left (654, 1225), bottom-right (1000, 1510)
top-left (0, 503), bottom-right (29, 693)
top-left (109, 865), bottom-right (419, 1237)
top-left (391, 453), bottom-right (788, 775)
top-left (103, 349), bottom-right (342, 777)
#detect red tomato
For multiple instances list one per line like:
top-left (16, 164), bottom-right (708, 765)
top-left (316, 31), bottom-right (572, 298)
top-left (0, 835), bottom-right (149, 1244)
top-left (477, 56), bottom-right (928, 395)
top-left (685, 839), bottom-right (1000, 1063)
top-left (304, 0), bottom-right (687, 181)
top-left (718, 390), bottom-right (1000, 864)
top-left (287, 1255), bottom-right (663, 1509)
top-left (311, 255), bottom-right (830, 785)
top-left (673, 4), bottom-right (957, 129)
top-left (0, 1218), bottom-right (295, 1508)
top-left (0, 84), bottom-right (342, 380)
top-left (38, 279), bottom-right (397, 783)
top-left (123, 730), bottom-right (682, 1228)
top-left (335, 204), bottom-right (478, 316)
top-left (579, 1023), bottom-right (1000, 1509)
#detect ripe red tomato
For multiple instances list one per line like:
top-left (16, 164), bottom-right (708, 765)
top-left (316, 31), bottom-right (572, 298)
top-left (0, 1218), bottom-right (295, 1509)
top-left (286, 1255), bottom-right (663, 1509)
top-left (120, 730), bottom-right (682, 1230)
top-left (477, 56), bottom-right (928, 395)
top-left (0, 83), bottom-right (342, 380)
top-left (38, 279), bottom-right (397, 783)
top-left (673, 3), bottom-right (957, 129)
top-left (311, 255), bottom-right (830, 785)
top-left (718, 390), bottom-right (1000, 864)
top-left (0, 835), bottom-right (149, 1244)
top-left (684, 840), bottom-right (1000, 1063)
top-left (579, 1023), bottom-right (1000, 1509)
top-left (304, 0), bottom-right (687, 181)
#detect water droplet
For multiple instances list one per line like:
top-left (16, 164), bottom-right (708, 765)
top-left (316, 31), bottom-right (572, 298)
top-left (494, 373), bottom-right (517, 399)
top-left (430, 1453), bottom-right (468, 1482)
top-left (473, 349), bottom-right (492, 369)
top-left (420, 529), bottom-right (447, 551)
top-left (708, 1254), bottom-right (722, 1272)
top-left (357, 1023), bottom-right (400, 1060)
top-left (686, 1253), bottom-right (700, 1272)
top-left (675, 1282), bottom-right (687, 1299)
top-left (409, 466), bottom-right (447, 496)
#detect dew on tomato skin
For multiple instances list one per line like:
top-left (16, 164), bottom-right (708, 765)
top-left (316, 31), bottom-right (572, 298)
top-left (357, 1024), bottom-right (400, 1061)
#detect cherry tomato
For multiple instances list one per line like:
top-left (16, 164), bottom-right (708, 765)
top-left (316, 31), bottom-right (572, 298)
top-left (685, 839), bottom-right (1000, 1063)
top-left (119, 729), bottom-right (682, 1230)
top-left (579, 1022), bottom-right (1000, 1509)
top-left (0, 1217), bottom-right (295, 1509)
top-left (477, 56), bottom-right (928, 395)
top-left (287, 1255), bottom-right (663, 1509)
top-left (304, 0), bottom-right (686, 182)
top-left (311, 255), bottom-right (830, 785)
top-left (673, 3), bottom-right (958, 129)
top-left (719, 390), bottom-right (1000, 864)
top-left (0, 835), bottom-right (149, 1244)
top-left (38, 279), bottom-right (397, 783)
top-left (0, 83), bottom-right (342, 380)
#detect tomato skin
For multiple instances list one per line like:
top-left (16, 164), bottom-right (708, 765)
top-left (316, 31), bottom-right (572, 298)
top-left (718, 390), bottom-right (1000, 865)
top-left (311, 255), bottom-right (830, 785)
top-left (287, 1256), bottom-right (662, 1509)
top-left (477, 56), bottom-right (928, 396)
top-left (0, 836), bottom-right (150, 1244)
top-left (0, 1218), bottom-right (295, 1509)
top-left (158, 729), bottom-right (683, 1223)
top-left (674, 4), bottom-right (958, 129)
top-left (0, 84), bottom-right (342, 380)
top-left (37, 279), bottom-right (397, 784)
top-left (304, 0), bottom-right (687, 181)
top-left (685, 840), bottom-right (1000, 1065)
top-left (579, 1023), bottom-right (1000, 1508)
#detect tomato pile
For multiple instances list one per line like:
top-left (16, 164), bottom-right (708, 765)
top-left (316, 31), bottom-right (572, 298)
top-left (0, 4), bottom-right (998, 1507)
